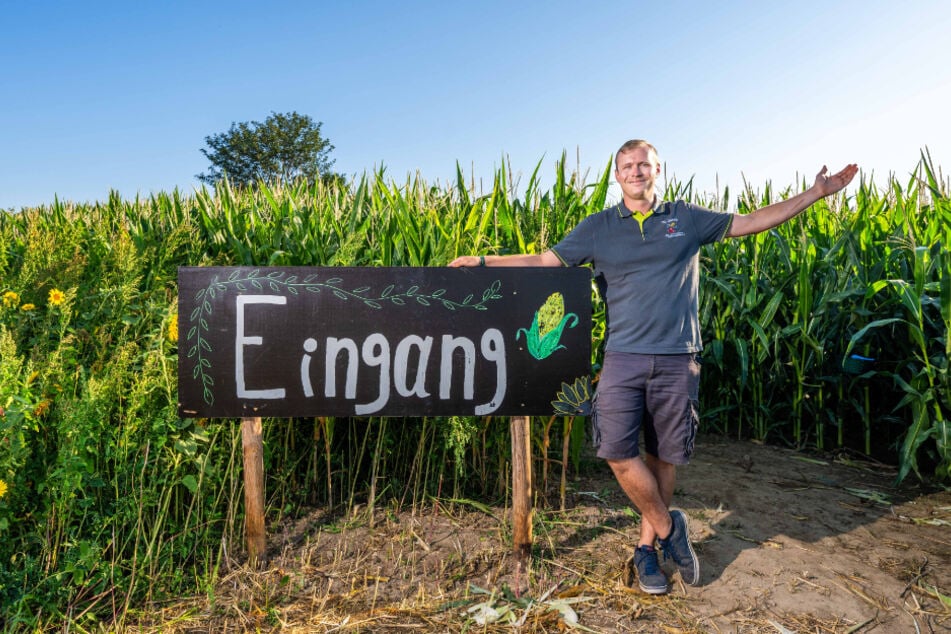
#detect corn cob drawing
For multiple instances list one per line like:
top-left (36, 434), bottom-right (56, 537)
top-left (516, 292), bottom-right (579, 360)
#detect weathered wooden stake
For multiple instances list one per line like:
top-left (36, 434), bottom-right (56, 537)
top-left (241, 416), bottom-right (266, 568)
top-left (510, 415), bottom-right (533, 565)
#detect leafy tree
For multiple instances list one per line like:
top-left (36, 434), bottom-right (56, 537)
top-left (197, 111), bottom-right (336, 186)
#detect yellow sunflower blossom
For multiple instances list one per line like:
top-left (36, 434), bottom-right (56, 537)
top-left (48, 288), bottom-right (66, 306)
top-left (0, 480), bottom-right (8, 499)
top-left (20, 303), bottom-right (36, 312)
top-left (168, 313), bottom-right (179, 343)
top-left (2, 291), bottom-right (19, 308)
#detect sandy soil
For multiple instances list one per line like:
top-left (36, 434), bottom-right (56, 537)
top-left (136, 435), bottom-right (951, 632)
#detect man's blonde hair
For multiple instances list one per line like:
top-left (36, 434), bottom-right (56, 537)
top-left (615, 139), bottom-right (659, 168)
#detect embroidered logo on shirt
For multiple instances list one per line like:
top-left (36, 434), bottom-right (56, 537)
top-left (663, 218), bottom-right (685, 238)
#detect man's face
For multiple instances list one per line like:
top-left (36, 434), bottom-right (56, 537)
top-left (614, 146), bottom-right (660, 203)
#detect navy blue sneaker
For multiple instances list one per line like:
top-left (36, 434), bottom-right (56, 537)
top-left (632, 545), bottom-right (668, 594)
top-left (658, 509), bottom-right (700, 585)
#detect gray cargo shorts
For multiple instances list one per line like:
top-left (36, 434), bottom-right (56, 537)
top-left (591, 351), bottom-right (701, 464)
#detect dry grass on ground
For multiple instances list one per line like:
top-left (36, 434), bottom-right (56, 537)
top-left (126, 436), bottom-right (951, 633)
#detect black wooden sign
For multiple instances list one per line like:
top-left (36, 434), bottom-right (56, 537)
top-left (177, 267), bottom-right (592, 418)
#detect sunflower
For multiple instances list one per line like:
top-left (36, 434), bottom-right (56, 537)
top-left (20, 303), bottom-right (36, 311)
top-left (48, 288), bottom-right (66, 306)
top-left (0, 480), bottom-right (8, 499)
top-left (2, 291), bottom-right (18, 308)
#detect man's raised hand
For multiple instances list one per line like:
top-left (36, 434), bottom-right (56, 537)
top-left (814, 163), bottom-right (859, 197)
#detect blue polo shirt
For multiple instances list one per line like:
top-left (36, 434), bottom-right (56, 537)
top-left (551, 199), bottom-right (733, 354)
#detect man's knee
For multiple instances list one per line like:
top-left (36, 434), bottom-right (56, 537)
top-left (606, 456), bottom-right (642, 478)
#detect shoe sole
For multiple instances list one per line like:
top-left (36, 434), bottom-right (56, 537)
top-left (627, 555), bottom-right (669, 595)
top-left (638, 580), bottom-right (669, 595)
top-left (670, 508), bottom-right (700, 585)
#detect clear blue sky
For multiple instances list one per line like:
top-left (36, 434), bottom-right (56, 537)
top-left (2, 0), bottom-right (949, 210)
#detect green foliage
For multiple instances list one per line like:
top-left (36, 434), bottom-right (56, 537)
top-left (197, 111), bottom-right (336, 187)
top-left (698, 153), bottom-right (950, 481)
top-left (445, 416), bottom-right (479, 479)
top-left (0, 151), bottom-right (949, 630)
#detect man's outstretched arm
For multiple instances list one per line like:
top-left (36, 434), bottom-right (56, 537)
top-left (448, 250), bottom-right (563, 267)
top-left (727, 163), bottom-right (859, 238)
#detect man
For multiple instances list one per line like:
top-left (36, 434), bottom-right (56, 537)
top-left (449, 140), bottom-right (858, 594)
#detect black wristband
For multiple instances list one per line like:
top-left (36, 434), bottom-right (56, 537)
top-left (479, 255), bottom-right (485, 267)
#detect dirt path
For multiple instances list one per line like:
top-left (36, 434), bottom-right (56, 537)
top-left (674, 437), bottom-right (949, 632)
top-left (137, 435), bottom-right (950, 632)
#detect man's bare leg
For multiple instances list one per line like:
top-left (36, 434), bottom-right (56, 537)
top-left (606, 457), bottom-right (673, 544)
top-left (639, 455), bottom-right (676, 546)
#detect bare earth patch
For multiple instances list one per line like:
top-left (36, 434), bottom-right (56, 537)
top-left (131, 435), bottom-right (950, 632)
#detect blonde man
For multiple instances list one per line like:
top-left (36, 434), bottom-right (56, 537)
top-left (450, 141), bottom-right (857, 594)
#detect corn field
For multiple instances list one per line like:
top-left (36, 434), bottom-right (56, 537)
top-left (0, 153), bottom-right (948, 628)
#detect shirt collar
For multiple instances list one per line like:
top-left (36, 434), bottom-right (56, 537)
top-left (616, 198), bottom-right (666, 218)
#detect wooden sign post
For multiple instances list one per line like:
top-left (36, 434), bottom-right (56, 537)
top-left (177, 267), bottom-right (591, 566)
top-left (510, 415), bottom-right (533, 565)
top-left (241, 417), bottom-right (266, 567)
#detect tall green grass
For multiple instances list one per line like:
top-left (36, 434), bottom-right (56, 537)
top-left (0, 152), bottom-right (948, 629)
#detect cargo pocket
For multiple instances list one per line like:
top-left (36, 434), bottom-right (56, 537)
top-left (683, 398), bottom-right (699, 459)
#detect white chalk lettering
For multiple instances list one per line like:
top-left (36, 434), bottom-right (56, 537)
top-left (235, 295), bottom-right (287, 399)
top-left (325, 337), bottom-right (359, 398)
top-left (286, 325), bottom-right (508, 416)
top-left (394, 335), bottom-right (432, 398)
top-left (301, 338), bottom-right (318, 397)
top-left (475, 328), bottom-right (506, 415)
top-left (440, 335), bottom-right (476, 401)
top-left (355, 333), bottom-right (390, 415)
